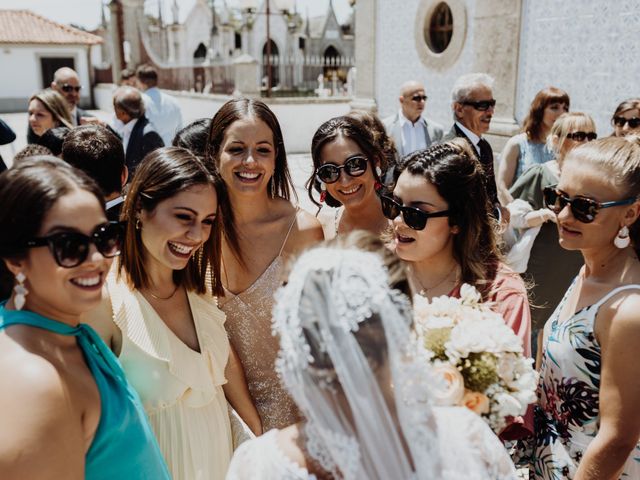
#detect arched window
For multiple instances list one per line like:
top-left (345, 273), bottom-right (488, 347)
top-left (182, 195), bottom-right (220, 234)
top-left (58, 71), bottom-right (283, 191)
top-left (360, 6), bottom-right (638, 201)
top-left (193, 43), bottom-right (207, 64)
top-left (262, 39), bottom-right (280, 87)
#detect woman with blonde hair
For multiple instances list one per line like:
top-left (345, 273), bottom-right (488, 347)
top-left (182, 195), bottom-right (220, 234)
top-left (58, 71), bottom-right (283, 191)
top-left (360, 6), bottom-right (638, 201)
top-left (498, 87), bottom-right (569, 203)
top-left (524, 136), bottom-right (640, 479)
top-left (27, 89), bottom-right (73, 143)
top-left (611, 98), bottom-right (640, 137)
top-left (508, 112), bottom-right (596, 359)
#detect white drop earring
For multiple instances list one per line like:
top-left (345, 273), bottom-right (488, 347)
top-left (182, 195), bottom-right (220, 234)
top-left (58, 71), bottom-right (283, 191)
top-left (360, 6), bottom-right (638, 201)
top-left (375, 166), bottom-right (382, 177)
top-left (614, 225), bottom-right (631, 249)
top-left (13, 272), bottom-right (28, 310)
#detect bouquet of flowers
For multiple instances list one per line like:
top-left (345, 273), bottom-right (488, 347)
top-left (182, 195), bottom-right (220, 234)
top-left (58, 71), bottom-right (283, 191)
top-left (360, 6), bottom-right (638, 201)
top-left (414, 284), bottom-right (537, 433)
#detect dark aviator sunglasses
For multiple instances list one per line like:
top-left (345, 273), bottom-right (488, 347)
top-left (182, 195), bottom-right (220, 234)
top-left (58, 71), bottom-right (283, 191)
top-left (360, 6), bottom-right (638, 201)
top-left (316, 156), bottom-right (368, 184)
top-left (25, 221), bottom-right (124, 268)
top-left (565, 131), bottom-right (597, 142)
top-left (60, 84), bottom-right (82, 93)
top-left (379, 193), bottom-right (450, 230)
top-left (461, 99), bottom-right (496, 111)
top-left (543, 186), bottom-right (635, 224)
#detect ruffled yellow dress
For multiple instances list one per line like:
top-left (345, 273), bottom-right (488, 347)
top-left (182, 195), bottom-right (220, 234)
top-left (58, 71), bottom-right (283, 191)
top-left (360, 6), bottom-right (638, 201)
top-left (108, 274), bottom-right (233, 480)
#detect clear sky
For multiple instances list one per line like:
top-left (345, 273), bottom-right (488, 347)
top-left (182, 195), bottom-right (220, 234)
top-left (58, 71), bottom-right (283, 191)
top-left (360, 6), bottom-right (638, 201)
top-left (0, 0), bottom-right (353, 31)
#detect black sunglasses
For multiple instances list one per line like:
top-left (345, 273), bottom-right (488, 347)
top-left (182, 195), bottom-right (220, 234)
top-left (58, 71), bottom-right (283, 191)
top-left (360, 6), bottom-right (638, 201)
top-left (461, 99), bottom-right (496, 111)
top-left (543, 186), bottom-right (635, 224)
top-left (316, 156), bottom-right (368, 184)
top-left (60, 84), bottom-right (82, 93)
top-left (26, 222), bottom-right (124, 268)
top-left (566, 131), bottom-right (597, 142)
top-left (612, 116), bottom-right (640, 129)
top-left (379, 194), bottom-right (450, 230)
top-left (411, 94), bottom-right (428, 102)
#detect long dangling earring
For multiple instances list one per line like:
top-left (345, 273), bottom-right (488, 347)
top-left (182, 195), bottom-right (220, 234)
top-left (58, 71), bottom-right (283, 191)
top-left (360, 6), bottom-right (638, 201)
top-left (614, 225), bottom-right (631, 249)
top-left (374, 166), bottom-right (383, 191)
top-left (135, 218), bottom-right (141, 230)
top-left (319, 181), bottom-right (327, 203)
top-left (14, 272), bottom-right (28, 311)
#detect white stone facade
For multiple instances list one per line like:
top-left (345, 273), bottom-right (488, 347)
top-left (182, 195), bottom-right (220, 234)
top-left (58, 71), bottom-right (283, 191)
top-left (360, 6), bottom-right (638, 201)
top-left (371, 0), bottom-right (640, 139)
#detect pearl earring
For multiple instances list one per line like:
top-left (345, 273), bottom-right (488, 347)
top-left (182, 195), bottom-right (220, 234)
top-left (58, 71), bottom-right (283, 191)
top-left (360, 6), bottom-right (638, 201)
top-left (375, 166), bottom-right (382, 177)
top-left (14, 272), bottom-right (28, 310)
top-left (614, 225), bottom-right (631, 249)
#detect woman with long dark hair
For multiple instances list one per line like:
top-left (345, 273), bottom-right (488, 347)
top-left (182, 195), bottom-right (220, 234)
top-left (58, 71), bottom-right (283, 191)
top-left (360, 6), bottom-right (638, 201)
top-left (206, 98), bottom-right (324, 431)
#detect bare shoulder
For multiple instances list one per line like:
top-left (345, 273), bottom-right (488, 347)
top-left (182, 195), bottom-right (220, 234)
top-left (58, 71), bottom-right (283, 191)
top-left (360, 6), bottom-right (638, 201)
top-left (501, 134), bottom-right (523, 159)
top-left (80, 284), bottom-right (120, 352)
top-left (0, 337), bottom-right (82, 475)
top-left (596, 287), bottom-right (640, 348)
top-left (275, 424), bottom-right (307, 470)
top-left (284, 207), bottom-right (324, 255)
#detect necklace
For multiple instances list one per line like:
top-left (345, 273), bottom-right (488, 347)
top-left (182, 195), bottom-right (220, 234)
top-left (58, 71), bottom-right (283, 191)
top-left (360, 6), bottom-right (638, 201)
top-left (412, 263), bottom-right (458, 296)
top-left (147, 284), bottom-right (179, 300)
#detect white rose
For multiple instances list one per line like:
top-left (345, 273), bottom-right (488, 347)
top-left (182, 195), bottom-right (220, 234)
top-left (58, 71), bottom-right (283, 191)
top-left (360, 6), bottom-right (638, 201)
top-left (431, 363), bottom-right (465, 406)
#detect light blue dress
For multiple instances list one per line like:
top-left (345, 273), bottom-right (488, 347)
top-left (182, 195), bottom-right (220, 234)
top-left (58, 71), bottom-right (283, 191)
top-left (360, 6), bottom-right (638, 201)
top-left (514, 135), bottom-right (555, 180)
top-left (0, 303), bottom-right (171, 480)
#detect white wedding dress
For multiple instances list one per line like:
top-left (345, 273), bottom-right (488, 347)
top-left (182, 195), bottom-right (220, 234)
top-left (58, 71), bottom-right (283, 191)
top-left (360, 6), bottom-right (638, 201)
top-left (226, 246), bottom-right (518, 480)
top-left (226, 406), bottom-right (516, 480)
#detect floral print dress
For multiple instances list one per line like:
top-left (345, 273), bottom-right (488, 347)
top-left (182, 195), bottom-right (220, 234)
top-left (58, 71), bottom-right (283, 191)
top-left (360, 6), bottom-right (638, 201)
top-left (524, 281), bottom-right (640, 479)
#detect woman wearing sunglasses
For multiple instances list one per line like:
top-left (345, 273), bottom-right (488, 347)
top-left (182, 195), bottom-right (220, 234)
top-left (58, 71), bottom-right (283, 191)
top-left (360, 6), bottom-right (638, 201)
top-left (307, 115), bottom-right (388, 239)
top-left (0, 157), bottom-right (170, 479)
top-left (497, 87), bottom-right (569, 203)
top-left (522, 137), bottom-right (640, 479)
top-left (611, 98), bottom-right (640, 137)
top-left (85, 147), bottom-right (261, 480)
top-left (387, 139), bottom-right (532, 438)
top-left (206, 99), bottom-right (324, 432)
top-left (508, 113), bottom-right (596, 360)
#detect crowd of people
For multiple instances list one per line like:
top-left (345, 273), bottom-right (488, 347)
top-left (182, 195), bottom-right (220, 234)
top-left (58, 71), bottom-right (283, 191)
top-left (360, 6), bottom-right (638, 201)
top-left (0, 66), bottom-right (639, 480)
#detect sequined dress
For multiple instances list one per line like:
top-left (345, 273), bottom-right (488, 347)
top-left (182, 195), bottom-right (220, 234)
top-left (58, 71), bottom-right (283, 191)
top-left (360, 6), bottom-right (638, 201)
top-left (219, 215), bottom-right (301, 432)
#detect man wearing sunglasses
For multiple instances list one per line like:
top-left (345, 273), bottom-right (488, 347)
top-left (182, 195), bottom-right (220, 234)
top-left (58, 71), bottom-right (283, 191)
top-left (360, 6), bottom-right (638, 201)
top-left (383, 80), bottom-right (443, 159)
top-left (443, 73), bottom-right (501, 211)
top-left (51, 67), bottom-right (95, 127)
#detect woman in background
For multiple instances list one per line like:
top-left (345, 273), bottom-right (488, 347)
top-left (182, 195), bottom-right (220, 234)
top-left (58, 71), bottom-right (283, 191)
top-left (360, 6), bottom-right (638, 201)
top-left (27, 88), bottom-right (72, 143)
top-left (611, 98), bottom-right (640, 137)
top-left (497, 87), bottom-right (569, 203)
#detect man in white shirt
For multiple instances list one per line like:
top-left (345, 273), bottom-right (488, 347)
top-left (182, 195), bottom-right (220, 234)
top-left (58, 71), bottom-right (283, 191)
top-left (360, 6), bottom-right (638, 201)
top-left (136, 64), bottom-right (183, 146)
top-left (383, 81), bottom-right (444, 158)
top-left (113, 86), bottom-right (164, 174)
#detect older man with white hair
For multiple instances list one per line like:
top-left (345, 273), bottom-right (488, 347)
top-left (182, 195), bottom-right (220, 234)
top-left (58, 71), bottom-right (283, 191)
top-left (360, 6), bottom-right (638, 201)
top-left (383, 80), bottom-right (443, 158)
top-left (442, 73), bottom-right (500, 208)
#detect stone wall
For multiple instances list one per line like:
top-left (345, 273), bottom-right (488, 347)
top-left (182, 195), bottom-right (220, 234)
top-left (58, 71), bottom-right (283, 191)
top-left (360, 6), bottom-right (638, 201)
top-left (516, 0), bottom-right (640, 136)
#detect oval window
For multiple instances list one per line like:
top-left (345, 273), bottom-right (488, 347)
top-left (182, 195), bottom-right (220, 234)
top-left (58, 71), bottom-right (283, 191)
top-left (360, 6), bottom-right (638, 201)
top-left (424, 2), bottom-right (453, 54)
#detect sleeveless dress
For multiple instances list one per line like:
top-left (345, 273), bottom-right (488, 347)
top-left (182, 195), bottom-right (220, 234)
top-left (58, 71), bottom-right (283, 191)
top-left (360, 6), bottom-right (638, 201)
top-left (219, 212), bottom-right (301, 432)
top-left (107, 275), bottom-right (233, 480)
top-left (226, 407), bottom-right (517, 480)
top-left (525, 281), bottom-right (640, 478)
top-left (514, 135), bottom-right (555, 180)
top-left (0, 302), bottom-right (170, 480)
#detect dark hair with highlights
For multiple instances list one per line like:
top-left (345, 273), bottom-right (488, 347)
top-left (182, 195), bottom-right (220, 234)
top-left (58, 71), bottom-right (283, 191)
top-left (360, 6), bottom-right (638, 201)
top-left (392, 139), bottom-right (502, 300)
top-left (0, 156), bottom-right (105, 299)
top-left (173, 118), bottom-right (211, 158)
top-left (205, 98), bottom-right (294, 264)
top-left (522, 87), bottom-right (570, 143)
top-left (307, 115), bottom-right (387, 208)
top-left (119, 146), bottom-right (223, 296)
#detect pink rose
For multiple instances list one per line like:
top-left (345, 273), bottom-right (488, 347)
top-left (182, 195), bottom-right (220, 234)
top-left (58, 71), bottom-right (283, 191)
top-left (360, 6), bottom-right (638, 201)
top-left (462, 390), bottom-right (490, 414)
top-left (432, 364), bottom-right (465, 406)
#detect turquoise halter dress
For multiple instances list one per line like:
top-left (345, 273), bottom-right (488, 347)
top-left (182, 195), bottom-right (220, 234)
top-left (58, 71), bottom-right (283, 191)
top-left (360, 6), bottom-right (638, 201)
top-left (0, 302), bottom-right (171, 480)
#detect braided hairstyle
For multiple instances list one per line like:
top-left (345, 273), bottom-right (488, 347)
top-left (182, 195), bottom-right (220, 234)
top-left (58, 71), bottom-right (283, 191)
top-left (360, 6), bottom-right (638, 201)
top-left (392, 139), bottom-right (502, 299)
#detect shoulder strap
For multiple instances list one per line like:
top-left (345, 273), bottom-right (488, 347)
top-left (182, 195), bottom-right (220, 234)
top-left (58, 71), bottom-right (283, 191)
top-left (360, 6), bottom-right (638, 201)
top-left (278, 208), bottom-right (299, 257)
top-left (593, 284), bottom-right (640, 310)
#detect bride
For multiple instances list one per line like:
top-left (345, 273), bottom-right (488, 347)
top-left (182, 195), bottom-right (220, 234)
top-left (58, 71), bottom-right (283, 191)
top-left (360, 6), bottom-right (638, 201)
top-left (226, 232), bottom-right (517, 479)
